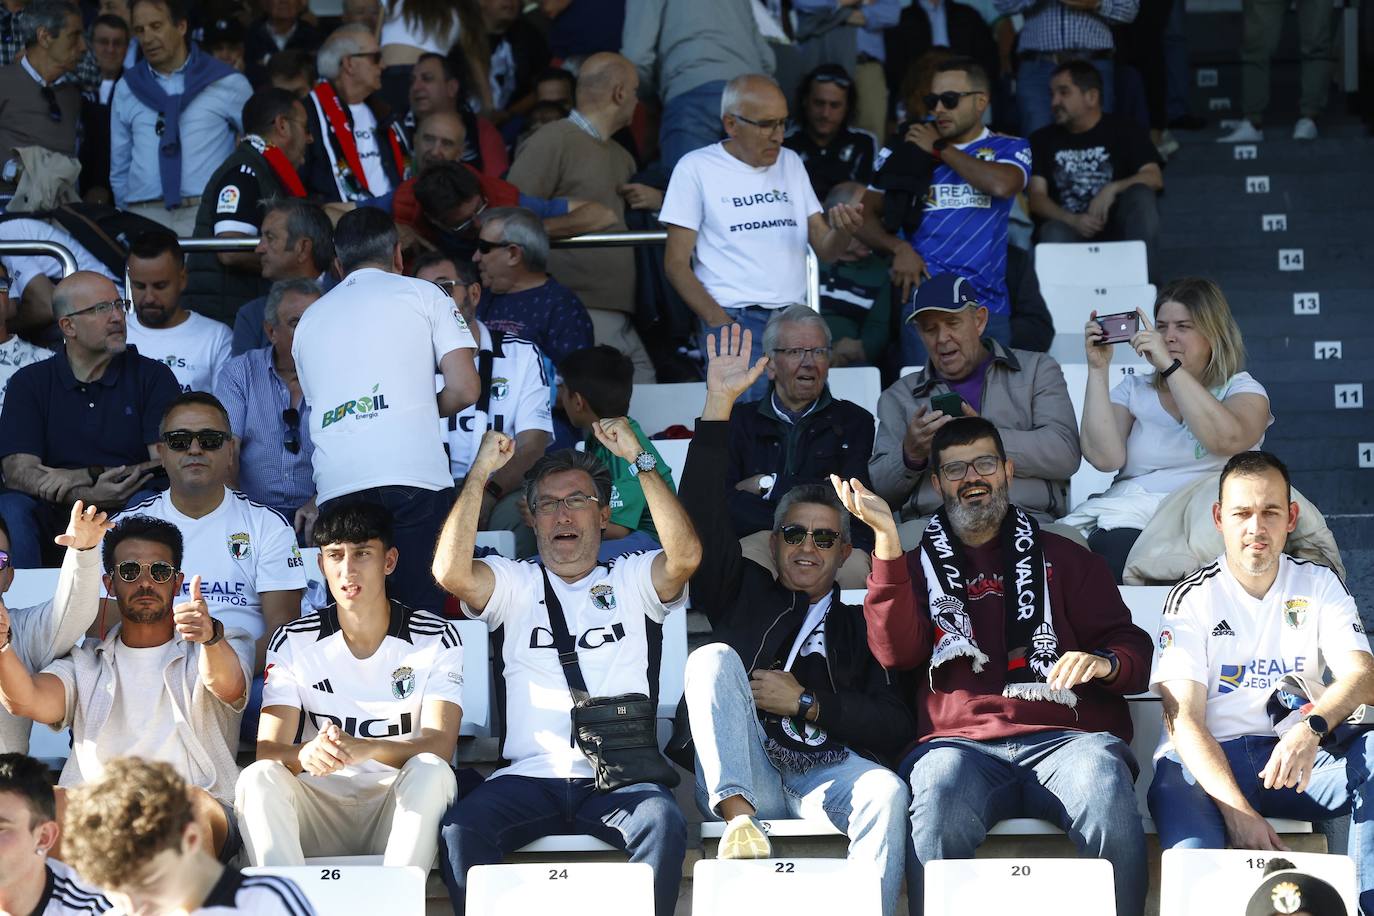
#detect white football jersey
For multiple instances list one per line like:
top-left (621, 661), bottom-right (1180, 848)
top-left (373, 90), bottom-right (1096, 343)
top-left (37, 860), bottom-right (112, 915)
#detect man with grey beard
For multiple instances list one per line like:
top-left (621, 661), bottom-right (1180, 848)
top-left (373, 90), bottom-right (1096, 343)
top-left (1147, 450), bottom-right (1374, 914)
top-left (837, 415), bottom-right (1152, 916)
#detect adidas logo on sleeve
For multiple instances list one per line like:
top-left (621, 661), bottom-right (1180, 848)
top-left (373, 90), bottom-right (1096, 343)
top-left (1211, 619), bottom-right (1236, 637)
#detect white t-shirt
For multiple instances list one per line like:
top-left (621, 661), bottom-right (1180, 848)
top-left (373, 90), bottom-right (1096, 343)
top-left (117, 488), bottom-right (307, 640)
top-left (463, 552), bottom-right (688, 780)
top-left (443, 323), bottom-right (552, 480)
top-left (0, 335), bottom-right (51, 413)
top-left (784, 594), bottom-right (831, 671)
top-left (293, 268), bottom-right (477, 502)
top-left (39, 860), bottom-right (112, 915)
top-left (349, 103), bottom-right (392, 196)
top-left (102, 640), bottom-right (189, 773)
top-left (262, 602), bottom-right (464, 777)
top-left (0, 219), bottom-right (119, 297)
top-left (124, 310), bottom-right (232, 394)
top-left (1149, 554), bottom-right (1370, 758)
top-left (190, 869), bottom-right (314, 916)
top-left (380, 0), bottom-right (462, 53)
top-left (1111, 371), bottom-right (1273, 493)
top-left (659, 142), bottom-right (822, 309)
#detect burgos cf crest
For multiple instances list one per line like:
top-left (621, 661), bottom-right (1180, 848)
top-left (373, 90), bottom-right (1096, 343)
top-left (590, 584), bottom-right (617, 612)
top-left (391, 666), bottom-right (416, 699)
top-left (228, 532), bottom-right (251, 560)
top-left (491, 378), bottom-right (509, 401)
top-left (1284, 598), bottom-right (1310, 630)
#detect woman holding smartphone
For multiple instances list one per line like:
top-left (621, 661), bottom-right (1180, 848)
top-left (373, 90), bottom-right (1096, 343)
top-left (1067, 277), bottom-right (1272, 581)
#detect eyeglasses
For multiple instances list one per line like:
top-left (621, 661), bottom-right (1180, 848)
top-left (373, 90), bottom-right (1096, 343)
top-left (115, 560), bottom-right (177, 583)
top-left (65, 298), bottom-right (130, 319)
top-left (445, 199), bottom-right (487, 235)
top-left (282, 408), bottom-right (301, 455)
top-left (0, 549), bottom-right (9, 571)
top-left (533, 493), bottom-right (600, 516)
top-left (730, 113), bottom-right (787, 134)
top-left (779, 524), bottom-right (842, 550)
top-left (39, 85), bottom-right (61, 122)
top-left (162, 429), bottom-right (229, 451)
top-left (475, 237), bottom-right (515, 254)
top-left (812, 72), bottom-right (853, 89)
top-left (937, 454), bottom-right (1003, 480)
top-left (771, 346), bottom-right (832, 361)
top-left (923, 90), bottom-right (984, 112)
top-left (430, 278), bottom-right (457, 295)
top-left (348, 51), bottom-right (383, 64)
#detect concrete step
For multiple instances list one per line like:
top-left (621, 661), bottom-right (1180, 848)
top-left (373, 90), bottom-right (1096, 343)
top-left (1157, 240), bottom-right (1367, 277)
top-left (1162, 136), bottom-right (1374, 172)
top-left (1161, 172), bottom-right (1374, 212)
top-left (1154, 210), bottom-right (1370, 249)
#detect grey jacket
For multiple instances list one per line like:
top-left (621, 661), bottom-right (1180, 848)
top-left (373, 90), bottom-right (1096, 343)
top-left (869, 339), bottom-right (1080, 522)
top-left (622, 0), bottom-right (775, 103)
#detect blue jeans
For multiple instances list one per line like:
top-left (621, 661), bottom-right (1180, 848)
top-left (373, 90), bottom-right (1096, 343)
top-left (900, 311), bottom-right (1011, 371)
top-left (1149, 733), bottom-right (1374, 914)
top-left (1017, 58), bottom-right (1116, 137)
top-left (438, 775), bottom-right (687, 916)
top-left (905, 730), bottom-right (1147, 916)
top-left (685, 644), bottom-right (909, 916)
top-left (699, 305), bottom-right (776, 403)
top-left (318, 485), bottom-right (454, 613)
top-left (660, 80), bottom-right (726, 174)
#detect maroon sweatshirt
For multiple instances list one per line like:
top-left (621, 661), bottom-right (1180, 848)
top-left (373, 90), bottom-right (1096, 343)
top-left (865, 532), bottom-right (1152, 747)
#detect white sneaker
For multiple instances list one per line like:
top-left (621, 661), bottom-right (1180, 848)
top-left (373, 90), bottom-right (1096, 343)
top-left (1217, 121), bottom-right (1264, 143)
top-left (1293, 117), bottom-right (1318, 140)
top-left (718, 815), bottom-right (772, 859)
top-left (1156, 129), bottom-right (1180, 160)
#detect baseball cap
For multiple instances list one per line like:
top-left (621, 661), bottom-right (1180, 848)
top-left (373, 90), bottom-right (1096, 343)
top-left (906, 274), bottom-right (981, 323)
top-left (1245, 865), bottom-right (1347, 916)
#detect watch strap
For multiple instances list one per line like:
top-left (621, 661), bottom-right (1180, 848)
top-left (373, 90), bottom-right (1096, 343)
top-left (204, 618), bottom-right (224, 647)
top-left (1160, 359), bottom-right (1183, 380)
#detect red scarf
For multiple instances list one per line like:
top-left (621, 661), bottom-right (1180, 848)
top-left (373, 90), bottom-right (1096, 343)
top-left (311, 81), bottom-right (407, 195)
top-left (256, 141), bottom-right (306, 198)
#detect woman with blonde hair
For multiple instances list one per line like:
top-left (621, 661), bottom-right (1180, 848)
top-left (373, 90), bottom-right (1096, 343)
top-left (1065, 277), bottom-right (1273, 580)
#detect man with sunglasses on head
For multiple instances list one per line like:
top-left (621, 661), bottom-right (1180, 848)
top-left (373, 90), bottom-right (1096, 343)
top-left (117, 392), bottom-right (306, 739)
top-left (0, 514), bottom-right (252, 861)
top-left (671, 325), bottom-right (914, 915)
top-left (837, 415), bottom-right (1152, 916)
top-left (784, 64), bottom-right (878, 201)
top-left (858, 57), bottom-right (1030, 360)
top-left (661, 72), bottom-right (864, 402)
top-left (0, 0), bottom-right (85, 202)
top-left (0, 272), bottom-right (177, 568)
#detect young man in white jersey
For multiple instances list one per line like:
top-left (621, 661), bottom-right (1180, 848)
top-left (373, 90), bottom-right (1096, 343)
top-left (236, 500), bottom-right (461, 869)
top-left (0, 753), bottom-right (111, 915)
top-left (65, 757), bottom-right (313, 916)
top-left (1149, 450), bottom-right (1374, 913)
top-left (432, 426), bottom-right (702, 916)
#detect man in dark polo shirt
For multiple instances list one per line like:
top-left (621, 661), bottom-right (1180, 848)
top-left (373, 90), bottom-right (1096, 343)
top-left (0, 272), bottom-right (178, 567)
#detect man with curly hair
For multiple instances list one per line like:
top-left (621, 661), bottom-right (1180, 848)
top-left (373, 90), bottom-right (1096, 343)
top-left (63, 757), bottom-right (313, 915)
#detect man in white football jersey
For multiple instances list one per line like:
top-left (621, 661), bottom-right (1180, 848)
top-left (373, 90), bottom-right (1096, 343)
top-left (0, 753), bottom-right (111, 915)
top-left (236, 501), bottom-right (462, 869)
top-left (432, 427), bottom-right (701, 916)
top-left (65, 757), bottom-right (314, 916)
top-left (1149, 451), bottom-right (1374, 913)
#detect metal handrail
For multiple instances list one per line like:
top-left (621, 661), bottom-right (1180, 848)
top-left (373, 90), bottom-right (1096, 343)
top-left (0, 241), bottom-right (79, 278)
top-left (172, 230), bottom-right (822, 311)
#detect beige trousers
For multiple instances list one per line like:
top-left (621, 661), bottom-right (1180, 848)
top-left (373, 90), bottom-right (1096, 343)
top-left (853, 60), bottom-right (890, 144)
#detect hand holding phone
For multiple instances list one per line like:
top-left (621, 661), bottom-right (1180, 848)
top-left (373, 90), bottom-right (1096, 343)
top-left (930, 392), bottom-right (965, 418)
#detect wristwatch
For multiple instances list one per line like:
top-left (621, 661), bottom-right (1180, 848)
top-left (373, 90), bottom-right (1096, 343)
top-left (1302, 713), bottom-right (1330, 740)
top-left (204, 618), bottom-right (225, 647)
top-left (626, 451), bottom-right (658, 477)
top-left (796, 690), bottom-right (816, 718)
top-left (1091, 649), bottom-right (1120, 680)
top-left (758, 474), bottom-right (777, 497)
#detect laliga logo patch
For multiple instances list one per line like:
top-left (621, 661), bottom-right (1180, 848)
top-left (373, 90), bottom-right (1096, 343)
top-left (216, 185), bottom-right (240, 214)
top-left (391, 665), bottom-right (416, 699)
top-left (491, 378), bottom-right (509, 401)
top-left (1158, 628), bottom-right (1174, 650)
top-left (228, 532), bottom-right (251, 560)
top-left (1284, 598), bottom-right (1310, 629)
top-left (590, 584), bottom-right (617, 612)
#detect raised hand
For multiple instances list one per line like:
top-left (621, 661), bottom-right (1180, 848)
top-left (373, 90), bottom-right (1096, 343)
top-left (1128, 308), bottom-right (1173, 373)
top-left (705, 324), bottom-right (769, 408)
top-left (54, 500), bottom-right (114, 552)
top-left (831, 475), bottom-right (897, 534)
top-left (591, 417), bottom-right (643, 463)
top-left (172, 575), bottom-right (217, 643)
top-left (473, 430), bottom-right (516, 475)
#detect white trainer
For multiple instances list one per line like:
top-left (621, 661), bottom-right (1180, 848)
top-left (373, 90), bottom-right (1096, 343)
top-left (1293, 117), bottom-right (1318, 140)
top-left (717, 815), bottom-right (772, 859)
top-left (1217, 121), bottom-right (1264, 143)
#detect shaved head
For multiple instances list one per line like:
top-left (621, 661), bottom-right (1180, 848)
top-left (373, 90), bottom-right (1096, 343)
top-left (53, 271), bottom-right (119, 319)
top-left (575, 52), bottom-right (632, 105)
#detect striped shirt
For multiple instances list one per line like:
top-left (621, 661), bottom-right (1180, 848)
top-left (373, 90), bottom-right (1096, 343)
top-left (37, 860), bottom-right (111, 915)
top-left (214, 346), bottom-right (315, 520)
top-left (994, 0), bottom-right (1139, 51)
top-left (192, 868), bottom-right (315, 915)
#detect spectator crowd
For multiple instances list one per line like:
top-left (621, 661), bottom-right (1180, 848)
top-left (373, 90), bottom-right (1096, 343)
top-left (0, 0), bottom-right (1360, 914)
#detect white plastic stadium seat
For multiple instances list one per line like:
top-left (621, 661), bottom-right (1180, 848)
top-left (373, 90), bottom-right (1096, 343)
top-left (242, 865), bottom-right (426, 916)
top-left (1034, 241), bottom-right (1149, 289)
top-left (924, 858), bottom-right (1115, 915)
top-left (692, 859), bottom-right (881, 915)
top-left (828, 366), bottom-right (882, 421)
top-left (1041, 284), bottom-right (1156, 367)
top-left (629, 382), bottom-right (705, 437)
top-left (467, 863), bottom-right (654, 912)
top-left (1060, 362), bottom-right (1149, 509)
top-left (651, 439), bottom-right (690, 484)
top-left (474, 530), bottom-right (516, 558)
top-left (453, 620), bottom-right (490, 736)
top-left (1160, 849), bottom-right (1357, 916)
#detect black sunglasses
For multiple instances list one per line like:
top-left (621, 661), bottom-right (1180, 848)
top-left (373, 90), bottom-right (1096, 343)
top-left (115, 560), bottom-right (177, 583)
top-left (475, 238), bottom-right (514, 254)
top-left (779, 524), bottom-right (842, 550)
top-left (923, 90), bottom-right (983, 112)
top-left (162, 429), bottom-right (229, 451)
top-left (282, 408), bottom-right (301, 455)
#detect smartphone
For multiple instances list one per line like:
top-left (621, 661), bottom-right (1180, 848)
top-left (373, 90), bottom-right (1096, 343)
top-left (1094, 311), bottom-right (1140, 346)
top-left (931, 392), bottom-right (964, 418)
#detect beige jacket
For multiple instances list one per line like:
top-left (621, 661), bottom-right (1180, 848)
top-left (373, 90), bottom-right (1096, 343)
top-left (1123, 472), bottom-right (1346, 585)
top-left (869, 339), bottom-right (1081, 522)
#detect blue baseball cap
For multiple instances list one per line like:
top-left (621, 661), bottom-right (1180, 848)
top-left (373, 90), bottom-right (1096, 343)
top-left (906, 274), bottom-right (982, 322)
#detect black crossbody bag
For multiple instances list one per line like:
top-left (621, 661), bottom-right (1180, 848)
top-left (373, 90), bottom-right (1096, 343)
top-left (540, 569), bottom-right (680, 792)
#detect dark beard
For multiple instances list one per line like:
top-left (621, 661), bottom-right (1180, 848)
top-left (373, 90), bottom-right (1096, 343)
top-left (122, 602), bottom-right (171, 625)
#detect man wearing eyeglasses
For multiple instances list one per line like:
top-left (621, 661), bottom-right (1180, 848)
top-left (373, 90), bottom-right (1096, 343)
top-left (661, 73), bottom-right (863, 402)
top-left (0, 272), bottom-right (178, 568)
top-left (0, 514), bottom-right (252, 861)
top-left (0, 0), bottom-right (85, 199)
top-left (783, 64), bottom-right (878, 201)
top-left (670, 326), bottom-right (915, 916)
top-left (839, 415), bottom-right (1152, 916)
top-left (433, 428), bottom-right (700, 916)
